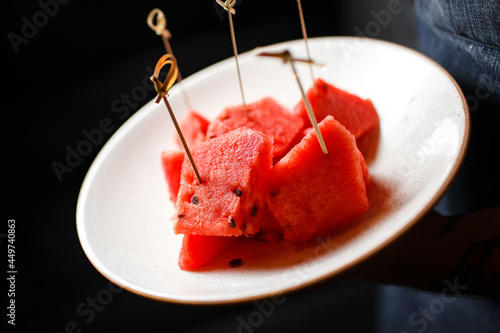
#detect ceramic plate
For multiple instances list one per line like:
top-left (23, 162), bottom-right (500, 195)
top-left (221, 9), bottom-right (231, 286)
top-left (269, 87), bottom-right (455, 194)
top-left (76, 37), bottom-right (469, 304)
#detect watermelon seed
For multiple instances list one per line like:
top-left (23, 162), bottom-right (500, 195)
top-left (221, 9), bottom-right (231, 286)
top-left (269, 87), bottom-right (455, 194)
top-left (251, 206), bottom-right (257, 216)
top-left (229, 258), bottom-right (242, 267)
top-left (191, 195), bottom-right (199, 205)
top-left (178, 214), bottom-right (185, 218)
top-left (233, 188), bottom-right (243, 197)
top-left (270, 189), bottom-right (278, 197)
top-left (229, 217), bottom-right (235, 228)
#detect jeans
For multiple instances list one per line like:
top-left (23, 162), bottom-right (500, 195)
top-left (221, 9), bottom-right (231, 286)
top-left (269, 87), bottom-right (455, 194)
top-left (415, 0), bottom-right (500, 216)
top-left (376, 4), bottom-right (500, 333)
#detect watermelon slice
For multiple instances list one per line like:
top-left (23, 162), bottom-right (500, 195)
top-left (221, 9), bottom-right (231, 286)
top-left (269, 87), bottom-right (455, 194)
top-left (161, 150), bottom-right (185, 203)
top-left (273, 126), bottom-right (312, 164)
top-left (178, 234), bottom-right (240, 270)
top-left (358, 150), bottom-right (372, 190)
top-left (356, 121), bottom-right (380, 163)
top-left (173, 127), bottom-right (274, 237)
top-left (206, 97), bottom-right (304, 157)
top-left (266, 115), bottom-right (369, 243)
top-left (275, 126), bottom-right (372, 190)
top-left (294, 78), bottom-right (379, 146)
top-left (175, 110), bottom-right (210, 148)
top-left (255, 206), bottom-right (283, 244)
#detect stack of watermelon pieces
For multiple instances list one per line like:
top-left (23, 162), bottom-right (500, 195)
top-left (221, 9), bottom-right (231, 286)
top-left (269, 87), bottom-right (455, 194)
top-left (161, 78), bottom-right (379, 270)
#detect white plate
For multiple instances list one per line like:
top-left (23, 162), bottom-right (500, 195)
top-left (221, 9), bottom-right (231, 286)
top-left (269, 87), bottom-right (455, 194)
top-left (76, 37), bottom-right (469, 304)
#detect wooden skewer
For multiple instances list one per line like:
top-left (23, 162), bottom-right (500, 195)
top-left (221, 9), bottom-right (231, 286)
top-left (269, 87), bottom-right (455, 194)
top-left (216, 0), bottom-right (248, 116)
top-left (150, 54), bottom-right (202, 184)
top-left (258, 50), bottom-right (328, 154)
top-left (147, 8), bottom-right (192, 111)
top-left (296, 0), bottom-right (316, 90)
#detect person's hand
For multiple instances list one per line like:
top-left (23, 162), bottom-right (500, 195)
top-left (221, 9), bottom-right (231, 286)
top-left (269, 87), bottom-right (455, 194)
top-left (333, 206), bottom-right (500, 297)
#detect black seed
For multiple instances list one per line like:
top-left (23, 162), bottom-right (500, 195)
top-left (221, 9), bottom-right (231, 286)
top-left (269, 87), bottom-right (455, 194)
top-left (229, 217), bottom-right (235, 228)
top-left (191, 195), bottom-right (199, 205)
top-left (209, 134), bottom-right (215, 139)
top-left (270, 189), bottom-right (278, 197)
top-left (283, 224), bottom-right (289, 229)
top-left (251, 206), bottom-right (257, 217)
top-left (178, 214), bottom-right (185, 218)
top-left (242, 223), bottom-right (247, 229)
top-left (229, 258), bottom-right (242, 267)
top-left (222, 115), bottom-right (230, 120)
top-left (233, 188), bottom-right (243, 197)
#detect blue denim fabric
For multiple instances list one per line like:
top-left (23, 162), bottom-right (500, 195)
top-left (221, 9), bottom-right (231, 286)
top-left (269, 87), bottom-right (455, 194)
top-left (415, 0), bottom-right (500, 98)
top-left (415, 0), bottom-right (500, 216)
top-left (376, 4), bottom-right (499, 333)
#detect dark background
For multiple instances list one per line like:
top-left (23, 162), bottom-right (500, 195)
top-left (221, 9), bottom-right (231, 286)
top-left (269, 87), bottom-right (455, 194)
top-left (4, 0), bottom-right (499, 332)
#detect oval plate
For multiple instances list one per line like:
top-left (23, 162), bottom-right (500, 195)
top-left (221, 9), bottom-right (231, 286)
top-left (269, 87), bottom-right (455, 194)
top-left (76, 37), bottom-right (469, 304)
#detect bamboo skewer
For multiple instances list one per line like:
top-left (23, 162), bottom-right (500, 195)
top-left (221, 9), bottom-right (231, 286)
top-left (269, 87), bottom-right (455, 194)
top-left (150, 54), bottom-right (202, 184)
top-left (296, 0), bottom-right (316, 89)
top-left (258, 50), bottom-right (328, 154)
top-left (216, 0), bottom-right (248, 115)
top-left (147, 8), bottom-right (192, 111)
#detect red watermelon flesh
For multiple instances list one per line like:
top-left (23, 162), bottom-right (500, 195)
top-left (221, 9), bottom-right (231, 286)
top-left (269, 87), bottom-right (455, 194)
top-left (178, 234), bottom-right (240, 270)
top-left (161, 150), bottom-right (185, 203)
top-left (206, 97), bottom-right (304, 157)
top-left (266, 115), bottom-right (369, 243)
top-left (273, 126), bottom-right (312, 165)
top-left (175, 110), bottom-right (210, 148)
top-left (255, 206), bottom-right (283, 244)
top-left (358, 150), bottom-right (372, 190)
top-left (294, 78), bottom-right (379, 142)
top-left (173, 127), bottom-right (274, 237)
top-left (275, 126), bottom-right (372, 191)
top-left (356, 121), bottom-right (380, 163)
